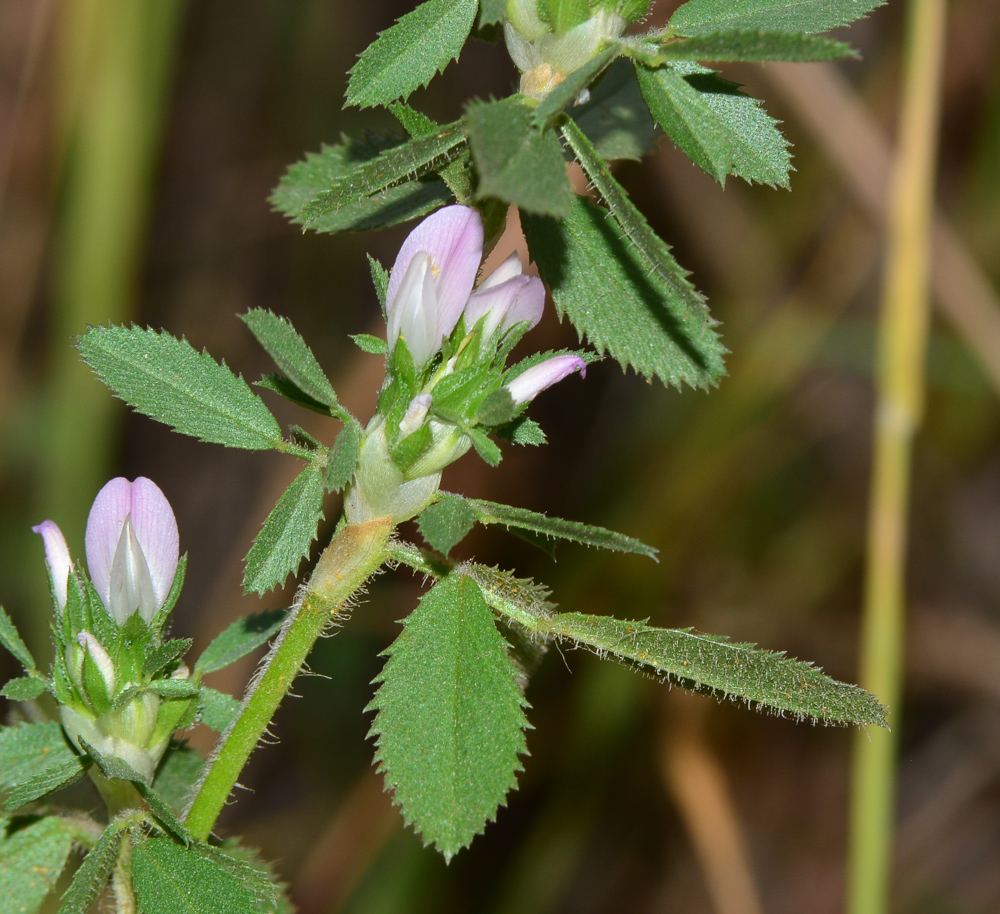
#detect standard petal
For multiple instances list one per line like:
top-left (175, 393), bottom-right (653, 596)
top-left (386, 206), bottom-right (483, 341)
top-left (465, 274), bottom-right (545, 338)
top-left (477, 251), bottom-right (523, 292)
top-left (129, 477), bottom-right (179, 610)
top-left (505, 354), bottom-right (587, 405)
top-left (502, 275), bottom-right (545, 331)
top-left (32, 520), bottom-right (72, 610)
top-left (85, 477), bottom-right (134, 611)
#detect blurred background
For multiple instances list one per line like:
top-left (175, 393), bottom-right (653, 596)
top-left (2, 1), bottom-right (999, 912)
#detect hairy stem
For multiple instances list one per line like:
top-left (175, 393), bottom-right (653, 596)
top-left (847, 0), bottom-right (947, 911)
top-left (184, 518), bottom-right (393, 842)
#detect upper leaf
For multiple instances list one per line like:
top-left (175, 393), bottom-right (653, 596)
top-left (241, 310), bottom-right (339, 410)
top-left (668, 0), bottom-right (884, 36)
top-left (194, 609), bottom-right (286, 675)
top-left (539, 612), bottom-right (888, 726)
top-left (243, 462), bottom-right (327, 595)
top-left (271, 133), bottom-right (453, 234)
top-left (522, 194), bottom-right (727, 389)
top-left (466, 98), bottom-right (573, 217)
top-left (77, 326), bottom-right (283, 450)
top-left (0, 816), bottom-right (74, 914)
top-left (368, 574), bottom-right (529, 859)
top-left (346, 0), bottom-right (479, 109)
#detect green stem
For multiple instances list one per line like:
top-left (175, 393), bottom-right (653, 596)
top-left (184, 518), bottom-right (393, 842)
top-left (847, 1), bottom-right (947, 912)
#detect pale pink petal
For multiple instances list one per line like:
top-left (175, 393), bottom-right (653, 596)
top-left (128, 478), bottom-right (179, 610)
top-left (477, 251), bottom-right (523, 292)
top-left (388, 253), bottom-right (440, 367)
top-left (85, 478), bottom-right (134, 610)
top-left (465, 275), bottom-right (545, 338)
top-left (502, 275), bottom-right (545, 330)
top-left (32, 520), bottom-right (72, 610)
top-left (386, 206), bottom-right (483, 342)
top-left (505, 355), bottom-right (586, 405)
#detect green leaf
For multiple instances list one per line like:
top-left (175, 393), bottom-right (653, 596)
top-left (143, 639), bottom-right (193, 677)
top-left (368, 255), bottom-right (390, 315)
top-left (390, 102), bottom-right (475, 203)
top-left (369, 575), bottom-right (529, 859)
top-left (668, 0), bottom-right (884, 36)
top-left (0, 607), bottom-right (35, 672)
top-left (195, 609), bottom-right (286, 675)
top-left (198, 688), bottom-right (241, 733)
top-left (243, 462), bottom-right (326, 595)
top-left (1, 676), bottom-right (46, 701)
top-left (463, 564), bottom-right (557, 622)
top-left (132, 838), bottom-right (278, 914)
top-left (535, 612), bottom-right (888, 727)
top-left (350, 333), bottom-right (389, 355)
top-left (0, 722), bottom-right (88, 812)
top-left (478, 0), bottom-right (507, 27)
top-left (476, 388), bottom-right (517, 426)
top-left (271, 134), bottom-right (453, 234)
top-left (325, 420), bottom-right (362, 494)
top-left (153, 742), bottom-right (205, 814)
top-left (345, 0), bottom-right (478, 109)
top-left (459, 495), bottom-right (658, 558)
top-left (56, 820), bottom-right (126, 914)
top-left (255, 374), bottom-right (334, 417)
top-left (0, 816), bottom-right (74, 914)
top-left (495, 416), bottom-right (547, 446)
top-left (466, 98), bottom-right (573, 217)
top-left (571, 58), bottom-right (660, 161)
top-left (241, 310), bottom-right (339, 409)
top-left (147, 679), bottom-right (199, 700)
top-left (656, 30), bottom-right (856, 62)
top-left (77, 326), bottom-right (283, 450)
top-left (467, 427), bottom-right (502, 466)
top-left (635, 62), bottom-right (733, 182)
top-left (300, 124), bottom-right (467, 230)
top-left (531, 46), bottom-right (619, 129)
top-left (417, 498), bottom-right (479, 555)
top-left (523, 195), bottom-right (727, 389)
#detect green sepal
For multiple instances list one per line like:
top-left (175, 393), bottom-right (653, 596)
top-left (143, 640), bottom-right (192, 678)
top-left (147, 679), bottom-right (199, 701)
top-left (194, 609), bottom-right (286, 676)
top-left (151, 555), bottom-right (188, 632)
top-left (476, 388), bottom-right (518, 426)
top-left (325, 420), bottom-right (362, 494)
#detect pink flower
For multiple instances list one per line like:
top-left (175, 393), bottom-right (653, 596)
top-left (32, 520), bottom-right (72, 611)
top-left (386, 206), bottom-right (484, 367)
top-left (85, 477), bottom-right (179, 624)
top-left (505, 354), bottom-right (587, 405)
top-left (463, 252), bottom-right (545, 339)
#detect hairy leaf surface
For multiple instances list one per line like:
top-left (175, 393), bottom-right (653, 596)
top-left (669, 0), bottom-right (884, 36)
top-left (657, 29), bottom-right (855, 62)
top-left (0, 607), bottom-right (35, 672)
top-left (195, 610), bottom-right (286, 675)
top-left (0, 722), bottom-right (88, 812)
top-left (571, 58), bottom-right (659, 161)
top-left (0, 816), bottom-right (74, 914)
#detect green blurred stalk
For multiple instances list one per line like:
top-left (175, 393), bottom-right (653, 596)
top-left (34, 0), bottom-right (184, 645)
top-left (847, 1), bottom-right (947, 912)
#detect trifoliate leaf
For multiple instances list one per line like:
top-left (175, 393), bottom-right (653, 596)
top-left (417, 498), bottom-right (479, 555)
top-left (77, 326), bottom-right (283, 450)
top-left (243, 462), bottom-right (326, 595)
top-left (466, 97), bottom-right (573, 217)
top-left (0, 816), bottom-right (74, 914)
top-left (0, 607), bottom-right (35, 672)
top-left (368, 575), bottom-right (529, 859)
top-left (668, 0), bottom-right (884, 36)
top-left (571, 58), bottom-right (660, 161)
top-left (325, 420), bottom-right (362, 494)
top-left (241, 310), bottom-right (339, 410)
top-left (195, 610), bottom-right (286, 675)
top-left (345, 0), bottom-right (479, 109)
top-left (523, 195), bottom-right (727, 389)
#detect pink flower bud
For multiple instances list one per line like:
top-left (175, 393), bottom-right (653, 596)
top-left (505, 355), bottom-right (587, 405)
top-left (32, 520), bottom-right (72, 611)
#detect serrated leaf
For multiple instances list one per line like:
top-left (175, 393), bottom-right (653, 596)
top-left (478, 0), bottom-right (506, 26)
top-left (523, 195), bottom-right (726, 389)
top-left (56, 820), bottom-right (126, 914)
top-left (346, 0), bottom-right (478, 109)
top-left (495, 416), bottom-right (547, 446)
top-left (243, 462), bottom-right (326, 595)
top-left (0, 606), bottom-right (35, 672)
top-left (572, 58), bottom-right (660, 161)
top-left (417, 498), bottom-right (479, 555)
top-left (1, 676), bottom-right (46, 701)
top-left (656, 30), bottom-right (856, 62)
top-left (369, 575), bottom-right (529, 859)
top-left (132, 838), bottom-right (273, 914)
top-left (463, 564), bottom-right (556, 622)
top-left (477, 387), bottom-right (517, 426)
top-left (458, 495), bottom-right (658, 558)
top-left (300, 124), bottom-right (466, 230)
top-left (195, 610), bottom-right (286, 675)
top-left (325, 420), bottom-right (362, 493)
top-left (147, 679), bottom-right (199, 700)
top-left (144, 639), bottom-right (193, 677)
top-left (390, 102), bottom-right (475, 203)
top-left (0, 816), bottom-right (74, 914)
top-left (669, 0), bottom-right (884, 36)
top-left (532, 46), bottom-right (619, 129)
top-left (635, 62), bottom-right (733, 182)
top-left (367, 255), bottom-right (390, 315)
top-left (467, 427), bottom-right (502, 466)
top-left (241, 310), bottom-right (339, 409)
top-left (271, 135), bottom-right (453, 234)
top-left (466, 98), bottom-right (573, 217)
top-left (0, 722), bottom-right (88, 812)
top-left (538, 613), bottom-right (888, 726)
top-left (350, 333), bottom-right (389, 355)
top-left (198, 688), bottom-right (241, 733)
top-left (77, 326), bottom-right (283, 450)
top-left (255, 373), bottom-right (334, 417)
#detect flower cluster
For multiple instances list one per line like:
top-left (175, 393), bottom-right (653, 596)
top-left (505, 0), bottom-right (650, 99)
top-left (35, 478), bottom-right (194, 782)
top-left (344, 205), bottom-right (585, 525)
